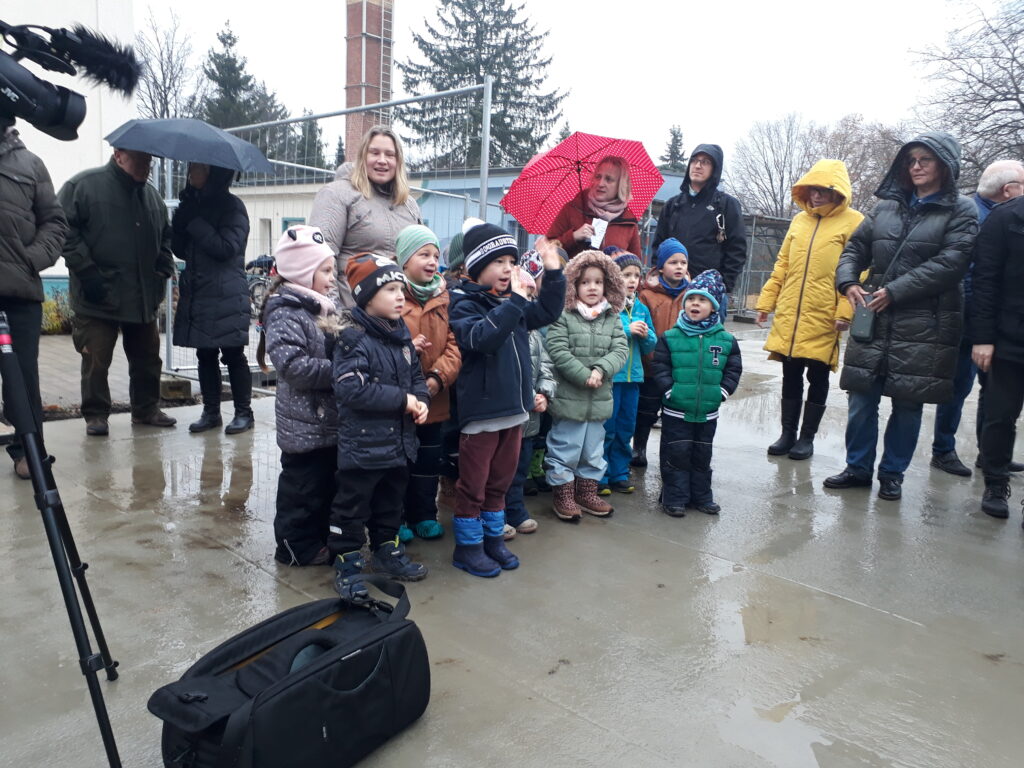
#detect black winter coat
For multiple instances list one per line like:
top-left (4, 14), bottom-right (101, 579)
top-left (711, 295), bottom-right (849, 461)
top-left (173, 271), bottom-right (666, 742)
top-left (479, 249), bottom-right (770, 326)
top-left (651, 143), bottom-right (747, 291)
top-left (970, 195), bottom-right (1024, 364)
top-left (332, 306), bottom-right (429, 471)
top-left (835, 131), bottom-right (977, 404)
top-left (172, 167), bottom-right (251, 348)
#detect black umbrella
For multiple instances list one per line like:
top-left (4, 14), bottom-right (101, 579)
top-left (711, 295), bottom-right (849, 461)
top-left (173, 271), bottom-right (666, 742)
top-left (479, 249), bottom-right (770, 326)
top-left (104, 118), bottom-right (275, 173)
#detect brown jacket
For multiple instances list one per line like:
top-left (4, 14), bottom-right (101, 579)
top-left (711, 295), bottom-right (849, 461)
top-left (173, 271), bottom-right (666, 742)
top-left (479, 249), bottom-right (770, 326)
top-left (401, 284), bottom-right (461, 423)
top-left (547, 191), bottom-right (642, 260)
top-left (639, 278), bottom-right (686, 374)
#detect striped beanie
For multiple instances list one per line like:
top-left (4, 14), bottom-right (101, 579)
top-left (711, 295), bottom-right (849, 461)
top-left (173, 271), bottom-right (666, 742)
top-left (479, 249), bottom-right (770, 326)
top-left (395, 225), bottom-right (440, 268)
top-left (463, 222), bottom-right (518, 280)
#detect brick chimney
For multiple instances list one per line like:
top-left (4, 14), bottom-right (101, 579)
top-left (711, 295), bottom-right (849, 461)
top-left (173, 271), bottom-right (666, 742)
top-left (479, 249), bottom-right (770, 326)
top-left (345, 0), bottom-right (395, 162)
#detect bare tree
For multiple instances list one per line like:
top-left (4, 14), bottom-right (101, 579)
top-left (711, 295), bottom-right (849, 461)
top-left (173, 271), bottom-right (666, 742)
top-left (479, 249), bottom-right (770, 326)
top-left (918, 2), bottom-right (1024, 186)
top-left (731, 113), bottom-right (808, 218)
top-left (135, 9), bottom-right (207, 120)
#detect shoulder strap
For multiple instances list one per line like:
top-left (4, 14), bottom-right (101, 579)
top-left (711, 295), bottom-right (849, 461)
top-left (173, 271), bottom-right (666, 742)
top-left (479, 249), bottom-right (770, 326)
top-left (874, 218), bottom-right (928, 288)
top-left (215, 698), bottom-right (255, 768)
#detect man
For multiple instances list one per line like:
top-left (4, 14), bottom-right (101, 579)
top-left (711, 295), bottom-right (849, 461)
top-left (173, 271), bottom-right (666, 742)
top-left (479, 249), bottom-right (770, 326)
top-left (651, 144), bottom-right (747, 299)
top-left (0, 118), bottom-right (68, 478)
top-left (931, 159), bottom-right (1024, 477)
top-left (58, 148), bottom-right (177, 435)
top-left (971, 190), bottom-right (1024, 523)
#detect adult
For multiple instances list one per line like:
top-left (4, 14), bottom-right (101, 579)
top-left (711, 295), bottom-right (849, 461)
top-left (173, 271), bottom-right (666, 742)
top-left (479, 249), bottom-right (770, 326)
top-left (0, 119), bottom-right (68, 478)
top-left (930, 159), bottom-right (1024, 477)
top-left (547, 156), bottom-right (642, 260)
top-left (824, 131), bottom-right (976, 501)
top-left (652, 143), bottom-right (747, 296)
top-left (58, 148), bottom-right (177, 436)
top-left (756, 160), bottom-right (864, 460)
top-left (171, 163), bottom-right (253, 435)
top-left (309, 125), bottom-right (422, 307)
top-left (971, 193), bottom-right (1024, 521)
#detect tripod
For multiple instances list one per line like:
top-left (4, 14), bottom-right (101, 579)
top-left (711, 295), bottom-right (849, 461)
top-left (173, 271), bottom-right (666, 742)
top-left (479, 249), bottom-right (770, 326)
top-left (0, 312), bottom-right (121, 767)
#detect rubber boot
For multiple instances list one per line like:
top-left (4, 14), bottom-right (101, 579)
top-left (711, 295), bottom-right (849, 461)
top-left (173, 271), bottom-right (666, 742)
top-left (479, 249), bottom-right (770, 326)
top-left (224, 356), bottom-right (254, 434)
top-left (452, 517), bottom-right (501, 577)
top-left (333, 551), bottom-right (369, 600)
top-left (480, 510), bottom-right (519, 570)
top-left (190, 359), bottom-right (223, 433)
top-left (371, 538), bottom-right (427, 581)
top-left (788, 402), bottom-right (826, 460)
top-left (767, 398), bottom-right (801, 455)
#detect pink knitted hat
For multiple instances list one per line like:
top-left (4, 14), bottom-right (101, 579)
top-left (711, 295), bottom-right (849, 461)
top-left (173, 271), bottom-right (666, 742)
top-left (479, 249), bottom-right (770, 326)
top-left (274, 225), bottom-right (334, 288)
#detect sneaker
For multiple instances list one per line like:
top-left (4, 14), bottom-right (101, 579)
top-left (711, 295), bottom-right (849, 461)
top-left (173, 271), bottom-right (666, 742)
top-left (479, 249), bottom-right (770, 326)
top-left (413, 520), bottom-right (444, 540)
top-left (598, 483), bottom-right (612, 496)
top-left (608, 480), bottom-right (635, 494)
top-left (371, 539), bottom-right (427, 581)
top-left (515, 518), bottom-right (538, 534)
top-left (397, 523), bottom-right (415, 544)
top-left (85, 417), bottom-right (108, 436)
top-left (502, 523), bottom-right (517, 541)
top-left (930, 451), bottom-right (971, 477)
top-left (132, 410), bottom-right (177, 428)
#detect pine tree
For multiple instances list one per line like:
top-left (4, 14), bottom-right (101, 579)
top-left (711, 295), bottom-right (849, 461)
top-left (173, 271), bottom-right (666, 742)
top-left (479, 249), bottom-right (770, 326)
top-left (557, 123), bottom-right (572, 142)
top-left (333, 135), bottom-right (346, 168)
top-left (295, 109), bottom-right (327, 170)
top-left (398, 0), bottom-right (564, 168)
top-left (659, 125), bottom-right (687, 172)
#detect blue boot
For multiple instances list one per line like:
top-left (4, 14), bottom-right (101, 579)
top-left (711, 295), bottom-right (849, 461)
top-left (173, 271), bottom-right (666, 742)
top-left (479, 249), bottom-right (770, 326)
top-left (372, 538), bottom-right (428, 581)
top-left (452, 517), bottom-right (501, 577)
top-left (333, 551), bottom-right (369, 601)
top-left (481, 510), bottom-right (520, 570)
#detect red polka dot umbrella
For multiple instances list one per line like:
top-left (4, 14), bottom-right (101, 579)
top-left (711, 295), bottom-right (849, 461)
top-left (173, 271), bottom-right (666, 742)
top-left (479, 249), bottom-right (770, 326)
top-left (500, 131), bottom-right (664, 235)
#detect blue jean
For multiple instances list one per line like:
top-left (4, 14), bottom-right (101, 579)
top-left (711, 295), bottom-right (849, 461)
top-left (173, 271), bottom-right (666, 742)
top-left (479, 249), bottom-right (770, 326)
top-left (845, 377), bottom-right (924, 481)
top-left (932, 339), bottom-right (977, 456)
top-left (545, 418), bottom-right (607, 485)
top-left (603, 382), bottom-right (641, 484)
top-left (505, 435), bottom-right (534, 527)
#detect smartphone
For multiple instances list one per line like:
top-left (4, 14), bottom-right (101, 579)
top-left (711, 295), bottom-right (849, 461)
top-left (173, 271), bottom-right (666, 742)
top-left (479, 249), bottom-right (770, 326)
top-left (849, 293), bottom-right (875, 343)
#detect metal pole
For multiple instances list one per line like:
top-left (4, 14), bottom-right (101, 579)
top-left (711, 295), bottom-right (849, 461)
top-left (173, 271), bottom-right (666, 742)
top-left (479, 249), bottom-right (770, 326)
top-left (464, 194), bottom-right (472, 221)
top-left (478, 75), bottom-right (493, 220)
top-left (163, 278), bottom-right (174, 374)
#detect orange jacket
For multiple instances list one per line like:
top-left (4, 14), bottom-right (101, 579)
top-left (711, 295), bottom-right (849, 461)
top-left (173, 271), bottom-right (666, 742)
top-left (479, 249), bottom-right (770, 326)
top-left (401, 284), bottom-right (461, 423)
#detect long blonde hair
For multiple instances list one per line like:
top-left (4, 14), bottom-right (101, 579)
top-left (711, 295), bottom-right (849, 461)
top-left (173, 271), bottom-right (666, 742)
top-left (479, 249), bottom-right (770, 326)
top-left (349, 125), bottom-right (411, 207)
top-left (594, 156), bottom-right (632, 203)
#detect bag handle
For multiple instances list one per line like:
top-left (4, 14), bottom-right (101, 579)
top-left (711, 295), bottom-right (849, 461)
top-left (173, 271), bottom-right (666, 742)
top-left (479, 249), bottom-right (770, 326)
top-left (351, 575), bottom-right (411, 622)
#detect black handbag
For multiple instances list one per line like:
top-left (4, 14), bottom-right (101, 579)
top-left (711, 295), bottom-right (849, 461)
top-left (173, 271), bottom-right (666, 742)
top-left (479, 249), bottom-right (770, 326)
top-left (148, 577), bottom-right (430, 768)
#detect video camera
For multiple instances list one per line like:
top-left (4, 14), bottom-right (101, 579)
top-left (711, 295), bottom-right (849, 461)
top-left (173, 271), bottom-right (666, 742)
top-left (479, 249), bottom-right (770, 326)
top-left (0, 19), bottom-right (140, 140)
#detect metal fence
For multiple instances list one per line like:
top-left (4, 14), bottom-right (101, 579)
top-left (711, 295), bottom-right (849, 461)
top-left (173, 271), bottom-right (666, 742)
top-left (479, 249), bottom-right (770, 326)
top-left (729, 214), bottom-right (790, 319)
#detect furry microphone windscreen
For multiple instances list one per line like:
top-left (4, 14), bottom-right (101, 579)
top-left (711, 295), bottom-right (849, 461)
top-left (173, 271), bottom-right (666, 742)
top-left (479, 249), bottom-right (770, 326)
top-left (61, 25), bottom-right (142, 96)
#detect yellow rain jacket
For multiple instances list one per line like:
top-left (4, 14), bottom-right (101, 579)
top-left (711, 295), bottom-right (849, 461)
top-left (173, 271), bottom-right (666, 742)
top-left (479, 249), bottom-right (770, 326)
top-left (756, 160), bottom-right (865, 371)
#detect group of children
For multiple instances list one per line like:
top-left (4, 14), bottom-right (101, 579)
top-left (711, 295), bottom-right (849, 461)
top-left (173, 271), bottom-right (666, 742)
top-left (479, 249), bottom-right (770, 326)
top-left (261, 219), bottom-right (742, 596)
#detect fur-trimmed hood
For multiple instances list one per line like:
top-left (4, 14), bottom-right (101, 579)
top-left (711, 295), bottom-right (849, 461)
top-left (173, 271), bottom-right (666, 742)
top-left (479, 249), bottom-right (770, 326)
top-left (563, 250), bottom-right (626, 312)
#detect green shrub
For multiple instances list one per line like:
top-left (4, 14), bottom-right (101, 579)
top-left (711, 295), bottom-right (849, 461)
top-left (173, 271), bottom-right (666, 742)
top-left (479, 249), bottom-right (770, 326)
top-left (41, 290), bottom-right (74, 335)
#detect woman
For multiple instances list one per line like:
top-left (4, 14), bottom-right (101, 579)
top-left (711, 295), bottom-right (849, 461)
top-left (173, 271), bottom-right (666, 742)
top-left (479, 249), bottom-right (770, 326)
top-left (547, 156), bottom-right (641, 260)
top-left (172, 163), bottom-right (253, 434)
top-left (309, 126), bottom-right (422, 307)
top-left (756, 160), bottom-right (864, 460)
top-left (824, 132), bottom-right (976, 500)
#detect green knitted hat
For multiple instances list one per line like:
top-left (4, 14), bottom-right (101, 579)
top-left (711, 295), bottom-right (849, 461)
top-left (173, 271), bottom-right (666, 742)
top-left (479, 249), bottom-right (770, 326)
top-left (446, 231), bottom-right (466, 271)
top-left (395, 225), bottom-right (440, 268)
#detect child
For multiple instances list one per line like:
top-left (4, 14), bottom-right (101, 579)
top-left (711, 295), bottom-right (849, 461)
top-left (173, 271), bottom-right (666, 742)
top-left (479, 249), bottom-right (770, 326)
top-left (449, 224), bottom-right (565, 577)
top-left (544, 250), bottom-right (629, 520)
top-left (601, 250), bottom-right (657, 494)
top-left (504, 268), bottom-right (556, 536)
top-left (633, 237), bottom-right (691, 468)
top-left (262, 225), bottom-right (339, 567)
top-left (330, 254), bottom-right (431, 599)
top-left (396, 224), bottom-right (461, 541)
top-left (652, 269), bottom-right (742, 517)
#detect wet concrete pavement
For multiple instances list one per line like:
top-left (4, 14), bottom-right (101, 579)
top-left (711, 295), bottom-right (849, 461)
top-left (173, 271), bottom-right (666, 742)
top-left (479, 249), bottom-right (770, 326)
top-left (2, 332), bottom-right (1023, 767)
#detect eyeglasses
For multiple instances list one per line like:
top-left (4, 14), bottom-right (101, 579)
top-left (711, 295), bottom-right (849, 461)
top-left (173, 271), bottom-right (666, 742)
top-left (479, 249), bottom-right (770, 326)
top-left (906, 156), bottom-right (937, 169)
top-left (691, 157), bottom-right (714, 168)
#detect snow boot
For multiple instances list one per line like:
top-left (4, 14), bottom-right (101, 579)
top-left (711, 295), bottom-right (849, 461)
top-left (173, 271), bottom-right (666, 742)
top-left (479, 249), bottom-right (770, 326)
top-left (333, 551), bottom-right (369, 601)
top-left (371, 539), bottom-right (427, 581)
top-left (574, 478), bottom-right (613, 517)
top-left (551, 481), bottom-right (581, 522)
top-left (452, 517), bottom-right (501, 577)
top-left (481, 510), bottom-right (520, 570)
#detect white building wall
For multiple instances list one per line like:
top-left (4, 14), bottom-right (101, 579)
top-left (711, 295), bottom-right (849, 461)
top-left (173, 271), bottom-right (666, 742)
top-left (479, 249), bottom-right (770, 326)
top-left (234, 186), bottom-right (319, 262)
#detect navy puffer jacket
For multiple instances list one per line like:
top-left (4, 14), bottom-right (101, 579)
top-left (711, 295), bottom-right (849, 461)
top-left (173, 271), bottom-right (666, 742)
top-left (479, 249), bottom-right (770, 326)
top-left (332, 306), bottom-right (429, 470)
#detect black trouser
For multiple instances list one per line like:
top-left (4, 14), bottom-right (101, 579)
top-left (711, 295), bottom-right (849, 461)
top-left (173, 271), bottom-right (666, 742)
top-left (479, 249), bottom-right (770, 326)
top-left (196, 346), bottom-right (251, 413)
top-left (0, 298), bottom-right (43, 460)
top-left (71, 314), bottom-right (162, 419)
top-left (980, 358), bottom-right (1024, 484)
top-left (634, 377), bottom-right (663, 448)
top-left (660, 414), bottom-right (717, 507)
top-left (328, 465), bottom-right (409, 557)
top-left (275, 446), bottom-right (336, 565)
top-left (781, 357), bottom-right (830, 405)
top-left (405, 422), bottom-right (443, 524)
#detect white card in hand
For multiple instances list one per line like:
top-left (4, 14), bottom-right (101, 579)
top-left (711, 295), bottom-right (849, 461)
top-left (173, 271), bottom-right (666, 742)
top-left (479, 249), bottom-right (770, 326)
top-left (590, 218), bottom-right (608, 248)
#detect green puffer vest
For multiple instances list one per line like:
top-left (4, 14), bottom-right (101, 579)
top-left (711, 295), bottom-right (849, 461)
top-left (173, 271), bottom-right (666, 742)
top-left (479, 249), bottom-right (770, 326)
top-left (662, 326), bottom-right (735, 423)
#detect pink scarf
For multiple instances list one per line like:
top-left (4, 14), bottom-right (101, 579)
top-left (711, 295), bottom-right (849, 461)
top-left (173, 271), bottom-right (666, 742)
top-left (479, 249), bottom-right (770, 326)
top-left (586, 188), bottom-right (629, 222)
top-left (285, 283), bottom-right (337, 316)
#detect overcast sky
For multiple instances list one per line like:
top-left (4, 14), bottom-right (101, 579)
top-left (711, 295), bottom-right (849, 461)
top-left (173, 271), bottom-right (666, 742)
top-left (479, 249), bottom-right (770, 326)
top-left (140, 0), bottom-right (987, 169)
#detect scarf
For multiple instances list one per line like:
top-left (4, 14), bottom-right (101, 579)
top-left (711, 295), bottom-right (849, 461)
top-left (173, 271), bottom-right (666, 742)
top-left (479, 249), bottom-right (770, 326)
top-left (676, 309), bottom-right (722, 336)
top-left (284, 282), bottom-right (337, 317)
top-left (586, 188), bottom-right (629, 222)
top-left (576, 299), bottom-right (610, 320)
top-left (658, 274), bottom-right (688, 298)
top-left (408, 273), bottom-right (444, 305)
top-left (352, 306), bottom-right (407, 343)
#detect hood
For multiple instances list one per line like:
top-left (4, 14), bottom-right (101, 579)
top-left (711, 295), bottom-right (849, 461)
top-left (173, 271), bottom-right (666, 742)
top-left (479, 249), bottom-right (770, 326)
top-left (0, 128), bottom-right (24, 159)
top-left (335, 161), bottom-right (355, 182)
top-left (198, 165), bottom-right (237, 199)
top-left (792, 159), bottom-right (854, 216)
top-left (563, 250), bottom-right (626, 312)
top-left (682, 143), bottom-right (724, 195)
top-left (874, 131), bottom-right (962, 206)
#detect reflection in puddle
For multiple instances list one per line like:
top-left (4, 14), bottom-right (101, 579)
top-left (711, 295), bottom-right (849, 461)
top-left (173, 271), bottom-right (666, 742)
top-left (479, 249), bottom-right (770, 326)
top-left (718, 696), bottom-right (831, 767)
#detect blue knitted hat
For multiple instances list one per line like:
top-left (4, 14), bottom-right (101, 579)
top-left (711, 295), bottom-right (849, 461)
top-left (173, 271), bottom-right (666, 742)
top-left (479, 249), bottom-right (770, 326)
top-left (656, 238), bottom-right (688, 268)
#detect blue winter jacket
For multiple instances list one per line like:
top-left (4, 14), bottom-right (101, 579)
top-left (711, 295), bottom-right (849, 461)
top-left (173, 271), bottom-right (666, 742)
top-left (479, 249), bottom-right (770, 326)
top-left (449, 268), bottom-right (565, 428)
top-left (332, 306), bottom-right (429, 470)
top-left (613, 298), bottom-right (657, 383)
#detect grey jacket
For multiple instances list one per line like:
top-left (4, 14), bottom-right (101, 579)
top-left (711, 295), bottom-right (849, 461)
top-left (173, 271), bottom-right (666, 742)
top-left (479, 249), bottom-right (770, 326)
top-left (526, 329), bottom-right (556, 438)
top-left (0, 128), bottom-right (67, 302)
top-left (308, 162), bottom-right (422, 307)
top-left (264, 286), bottom-right (338, 453)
